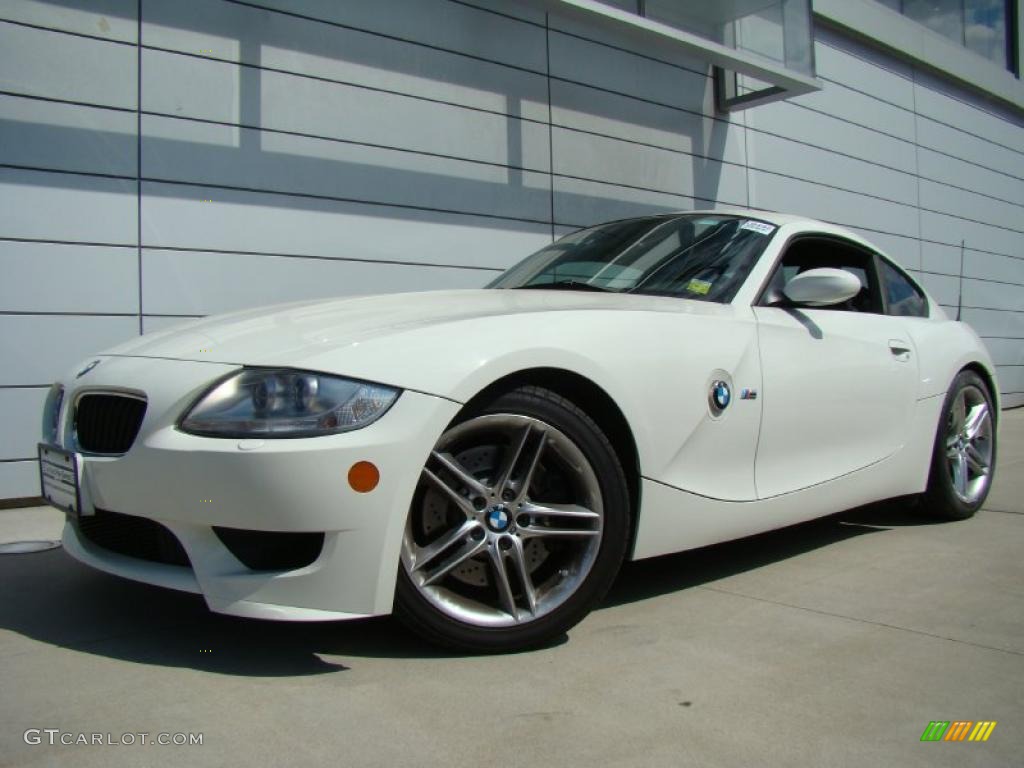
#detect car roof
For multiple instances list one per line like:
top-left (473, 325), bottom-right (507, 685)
top-left (652, 209), bottom-right (879, 251)
top-left (683, 208), bottom-right (838, 229)
top-left (572, 209), bottom-right (885, 258)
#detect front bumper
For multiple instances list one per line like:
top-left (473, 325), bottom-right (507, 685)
top-left (54, 355), bottom-right (461, 620)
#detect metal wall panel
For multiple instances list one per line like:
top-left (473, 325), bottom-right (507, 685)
top-left (140, 182), bottom-right (550, 269)
top-left (0, 388), bottom-right (47, 461)
top-left (0, 461), bottom-right (40, 500)
top-left (745, 99), bottom-right (918, 173)
top-left (1, 0), bottom-right (137, 42)
top-left (0, 241), bottom-right (138, 313)
top-left (142, 0), bottom-right (550, 122)
top-left (0, 20), bottom-right (136, 108)
top-left (1, 0), bottom-right (1023, 497)
top-left (0, 168), bottom-right (136, 244)
top-left (553, 176), bottom-right (697, 227)
top-left (141, 49), bottom-right (552, 173)
top-left (141, 249), bottom-right (494, 317)
top-left (0, 94), bottom-right (137, 177)
top-left (140, 115), bottom-right (552, 223)
top-left (0, 315), bottom-right (140, 386)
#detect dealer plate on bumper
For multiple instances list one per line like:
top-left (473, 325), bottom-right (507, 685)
top-left (38, 443), bottom-right (87, 517)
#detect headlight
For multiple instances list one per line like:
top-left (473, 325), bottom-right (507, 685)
top-left (179, 369), bottom-right (400, 438)
top-left (41, 383), bottom-right (64, 444)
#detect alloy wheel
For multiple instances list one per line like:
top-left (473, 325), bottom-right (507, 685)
top-left (401, 413), bottom-right (604, 628)
top-left (945, 384), bottom-right (994, 504)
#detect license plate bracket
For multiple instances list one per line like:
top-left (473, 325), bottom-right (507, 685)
top-left (38, 443), bottom-right (84, 518)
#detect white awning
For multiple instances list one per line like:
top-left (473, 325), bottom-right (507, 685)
top-left (530, 0), bottom-right (822, 110)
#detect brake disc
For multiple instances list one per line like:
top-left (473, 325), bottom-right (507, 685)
top-left (420, 444), bottom-right (548, 587)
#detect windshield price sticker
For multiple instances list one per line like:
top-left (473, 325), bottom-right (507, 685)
top-left (686, 278), bottom-right (713, 295)
top-left (740, 220), bottom-right (776, 235)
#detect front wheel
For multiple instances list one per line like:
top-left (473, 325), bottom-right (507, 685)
top-left (920, 370), bottom-right (996, 520)
top-left (394, 385), bottom-right (630, 652)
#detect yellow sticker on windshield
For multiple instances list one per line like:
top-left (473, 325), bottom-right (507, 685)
top-left (686, 278), bottom-right (712, 295)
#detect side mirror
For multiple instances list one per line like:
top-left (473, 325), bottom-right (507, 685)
top-left (782, 268), bottom-right (862, 307)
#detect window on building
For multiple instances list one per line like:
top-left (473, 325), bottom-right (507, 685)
top-left (875, 0), bottom-right (1013, 71)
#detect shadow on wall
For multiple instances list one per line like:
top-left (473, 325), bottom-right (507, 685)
top-left (1, 0), bottom-right (733, 243)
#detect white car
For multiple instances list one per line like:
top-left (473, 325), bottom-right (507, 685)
top-left (38, 211), bottom-right (999, 651)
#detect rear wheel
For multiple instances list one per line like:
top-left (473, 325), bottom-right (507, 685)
top-left (920, 370), bottom-right (996, 520)
top-left (394, 386), bottom-right (630, 652)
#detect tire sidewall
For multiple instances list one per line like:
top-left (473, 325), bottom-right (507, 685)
top-left (925, 370), bottom-right (996, 520)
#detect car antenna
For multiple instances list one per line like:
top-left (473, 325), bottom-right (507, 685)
top-left (956, 239), bottom-right (965, 321)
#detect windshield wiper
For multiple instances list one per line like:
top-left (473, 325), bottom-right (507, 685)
top-left (514, 280), bottom-right (612, 293)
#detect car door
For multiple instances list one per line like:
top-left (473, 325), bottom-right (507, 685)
top-left (752, 235), bottom-right (920, 499)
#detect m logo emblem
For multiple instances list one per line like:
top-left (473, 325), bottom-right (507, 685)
top-left (920, 721), bottom-right (996, 742)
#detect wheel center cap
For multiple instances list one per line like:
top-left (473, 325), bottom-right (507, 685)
top-left (486, 505), bottom-right (511, 532)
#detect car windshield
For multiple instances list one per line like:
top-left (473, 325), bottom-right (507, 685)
top-left (489, 214), bottom-right (777, 303)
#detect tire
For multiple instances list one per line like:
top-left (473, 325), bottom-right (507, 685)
top-left (919, 370), bottom-right (997, 520)
top-left (394, 385), bottom-right (630, 652)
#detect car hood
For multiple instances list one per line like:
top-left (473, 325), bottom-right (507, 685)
top-left (101, 288), bottom-right (743, 402)
top-left (109, 289), bottom-right (725, 362)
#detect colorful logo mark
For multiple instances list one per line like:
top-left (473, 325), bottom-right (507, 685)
top-left (920, 721), bottom-right (997, 742)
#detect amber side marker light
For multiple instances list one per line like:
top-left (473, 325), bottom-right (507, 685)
top-left (348, 461), bottom-right (380, 493)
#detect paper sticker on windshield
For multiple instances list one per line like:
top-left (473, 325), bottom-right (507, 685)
top-left (740, 220), bottom-right (776, 236)
top-left (686, 278), bottom-right (712, 295)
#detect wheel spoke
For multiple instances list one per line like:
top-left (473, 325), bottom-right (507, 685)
top-left (519, 501), bottom-right (601, 539)
top-left (513, 430), bottom-right (548, 504)
top-left (950, 452), bottom-right (968, 497)
top-left (508, 537), bottom-right (537, 615)
top-left (488, 544), bottom-right (518, 620)
top-left (950, 392), bottom-right (967, 435)
top-left (412, 519), bottom-right (480, 574)
top-left (492, 425), bottom-right (531, 497)
top-left (430, 450), bottom-right (488, 498)
top-left (963, 403), bottom-right (989, 440)
top-left (965, 444), bottom-right (990, 476)
top-left (421, 534), bottom-right (488, 587)
top-left (519, 526), bottom-right (601, 540)
top-left (421, 466), bottom-right (474, 516)
top-left (522, 501), bottom-right (601, 520)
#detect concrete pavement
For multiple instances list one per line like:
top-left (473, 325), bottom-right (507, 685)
top-left (1, 410), bottom-right (1022, 767)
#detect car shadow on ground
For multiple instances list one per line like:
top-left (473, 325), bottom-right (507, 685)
top-left (0, 501), bottom-right (941, 673)
top-left (604, 499), bottom-right (937, 607)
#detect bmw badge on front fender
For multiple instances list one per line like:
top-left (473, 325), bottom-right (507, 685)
top-left (710, 380), bottom-right (731, 415)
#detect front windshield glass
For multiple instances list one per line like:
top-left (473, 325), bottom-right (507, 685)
top-left (489, 214), bottom-right (777, 303)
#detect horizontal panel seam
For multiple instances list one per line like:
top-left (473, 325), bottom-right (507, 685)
top-left (0, 17), bottom-right (135, 47)
top-left (141, 245), bottom-right (506, 272)
top-left (0, 310), bottom-right (137, 317)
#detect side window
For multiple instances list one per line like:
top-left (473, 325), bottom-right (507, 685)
top-left (761, 237), bottom-right (884, 313)
top-left (877, 258), bottom-right (929, 318)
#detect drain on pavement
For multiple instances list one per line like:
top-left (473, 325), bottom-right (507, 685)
top-left (0, 540), bottom-right (62, 554)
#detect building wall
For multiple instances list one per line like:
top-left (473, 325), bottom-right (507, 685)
top-left (1, 0), bottom-right (1022, 499)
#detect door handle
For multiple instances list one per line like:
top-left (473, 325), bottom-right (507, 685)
top-left (889, 340), bottom-right (912, 362)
